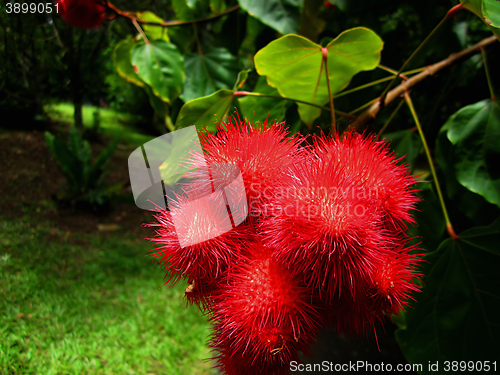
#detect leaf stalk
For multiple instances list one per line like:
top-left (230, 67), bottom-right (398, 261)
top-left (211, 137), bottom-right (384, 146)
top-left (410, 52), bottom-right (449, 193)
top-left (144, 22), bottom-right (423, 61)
top-left (322, 47), bottom-right (336, 132)
top-left (481, 47), bottom-right (496, 101)
top-left (403, 92), bottom-right (458, 240)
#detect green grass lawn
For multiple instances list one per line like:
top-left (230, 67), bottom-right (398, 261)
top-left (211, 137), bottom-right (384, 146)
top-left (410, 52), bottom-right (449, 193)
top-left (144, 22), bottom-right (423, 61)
top-left (0, 217), bottom-right (217, 375)
top-left (44, 103), bottom-right (155, 148)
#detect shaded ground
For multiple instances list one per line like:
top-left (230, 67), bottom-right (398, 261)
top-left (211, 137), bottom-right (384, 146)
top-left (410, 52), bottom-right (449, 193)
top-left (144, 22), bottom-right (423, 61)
top-left (0, 125), bottom-right (154, 238)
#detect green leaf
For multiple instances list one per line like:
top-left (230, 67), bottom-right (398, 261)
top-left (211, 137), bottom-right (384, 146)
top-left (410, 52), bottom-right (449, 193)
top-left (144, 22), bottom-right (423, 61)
top-left (233, 69), bottom-right (252, 91)
top-left (254, 28), bottom-right (383, 125)
top-left (445, 99), bottom-right (500, 208)
top-left (45, 131), bottom-right (81, 190)
top-left (461, 0), bottom-right (487, 18)
top-left (133, 11), bottom-right (170, 42)
top-left (482, 0), bottom-right (500, 28)
top-left (175, 89), bottom-right (235, 132)
top-left (113, 39), bottom-right (145, 88)
top-left (383, 129), bottom-right (421, 168)
top-left (181, 48), bottom-right (241, 103)
top-left (239, 76), bottom-right (291, 124)
top-left (144, 85), bottom-right (168, 119)
top-left (237, 0), bottom-right (304, 35)
top-left (396, 218), bottom-right (500, 368)
top-left (484, 103), bottom-right (500, 180)
top-left (461, 0), bottom-right (500, 39)
top-left (436, 122), bottom-right (500, 226)
top-left (131, 40), bottom-right (185, 104)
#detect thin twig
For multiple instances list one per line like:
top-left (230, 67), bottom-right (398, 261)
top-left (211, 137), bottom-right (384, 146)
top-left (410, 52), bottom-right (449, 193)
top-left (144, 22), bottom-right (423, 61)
top-left (322, 47), bottom-right (336, 132)
top-left (133, 18), bottom-right (149, 45)
top-left (378, 4), bottom-right (463, 107)
top-left (481, 47), bottom-right (496, 101)
top-left (377, 99), bottom-right (405, 140)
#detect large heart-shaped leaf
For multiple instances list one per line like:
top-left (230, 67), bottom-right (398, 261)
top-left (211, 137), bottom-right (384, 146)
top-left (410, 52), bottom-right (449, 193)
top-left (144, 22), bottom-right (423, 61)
top-left (396, 218), bottom-right (500, 370)
top-left (237, 0), bottom-right (303, 35)
top-left (239, 75), bottom-right (291, 124)
top-left (482, 0), bottom-right (500, 28)
top-left (254, 28), bottom-right (383, 125)
top-left (445, 99), bottom-right (500, 208)
top-left (181, 48), bottom-right (241, 103)
top-left (461, 0), bottom-right (500, 39)
top-left (113, 39), bottom-right (145, 88)
top-left (175, 89), bottom-right (235, 132)
top-left (131, 40), bottom-right (185, 104)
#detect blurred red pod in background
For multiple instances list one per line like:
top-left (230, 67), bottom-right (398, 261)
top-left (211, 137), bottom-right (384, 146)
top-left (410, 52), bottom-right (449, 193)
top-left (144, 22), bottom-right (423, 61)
top-left (56, 0), bottom-right (107, 29)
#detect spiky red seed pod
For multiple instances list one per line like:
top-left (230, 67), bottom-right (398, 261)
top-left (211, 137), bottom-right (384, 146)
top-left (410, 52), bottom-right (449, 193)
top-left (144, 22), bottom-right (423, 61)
top-left (368, 242), bottom-right (423, 317)
top-left (261, 148), bottom-right (392, 300)
top-left (147, 190), bottom-right (249, 284)
top-left (210, 241), bottom-right (321, 372)
top-left (185, 113), bottom-right (304, 217)
top-left (326, 239), bottom-right (422, 337)
top-left (212, 332), bottom-right (302, 375)
top-left (56, 0), bottom-right (107, 29)
top-left (313, 131), bottom-right (419, 232)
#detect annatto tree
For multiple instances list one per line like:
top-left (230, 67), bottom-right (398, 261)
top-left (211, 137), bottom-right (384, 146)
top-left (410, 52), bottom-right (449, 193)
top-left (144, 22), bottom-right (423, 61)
top-left (58, 1), bottom-right (500, 374)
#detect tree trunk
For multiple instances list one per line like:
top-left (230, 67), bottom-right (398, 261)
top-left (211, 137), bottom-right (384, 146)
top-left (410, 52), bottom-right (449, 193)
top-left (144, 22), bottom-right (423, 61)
top-left (68, 27), bottom-right (84, 131)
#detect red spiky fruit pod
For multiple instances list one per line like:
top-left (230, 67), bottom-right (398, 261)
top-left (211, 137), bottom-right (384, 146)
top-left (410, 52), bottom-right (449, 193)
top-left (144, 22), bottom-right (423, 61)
top-left (368, 240), bottom-right (423, 317)
top-left (261, 147), bottom-right (392, 300)
top-left (212, 333), bottom-right (302, 375)
top-left (326, 238), bottom-right (423, 337)
top-left (210, 241), bottom-right (321, 374)
top-left (313, 131), bottom-right (419, 233)
top-left (184, 113), bottom-right (304, 218)
top-left (146, 189), bottom-right (249, 285)
top-left (56, 0), bottom-right (107, 29)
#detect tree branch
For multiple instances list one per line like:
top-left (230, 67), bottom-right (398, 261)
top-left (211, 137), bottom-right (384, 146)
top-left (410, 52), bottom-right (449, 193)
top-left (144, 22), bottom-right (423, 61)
top-left (348, 35), bottom-right (498, 131)
top-left (105, 1), bottom-right (240, 28)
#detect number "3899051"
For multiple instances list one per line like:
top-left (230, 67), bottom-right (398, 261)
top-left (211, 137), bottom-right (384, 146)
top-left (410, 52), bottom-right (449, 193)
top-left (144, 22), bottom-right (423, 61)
top-left (5, 3), bottom-right (61, 14)
top-left (444, 361), bottom-right (497, 372)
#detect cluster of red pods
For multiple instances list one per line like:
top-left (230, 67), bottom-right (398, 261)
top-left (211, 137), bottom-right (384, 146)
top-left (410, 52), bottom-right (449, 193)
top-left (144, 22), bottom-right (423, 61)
top-left (147, 115), bottom-right (422, 375)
